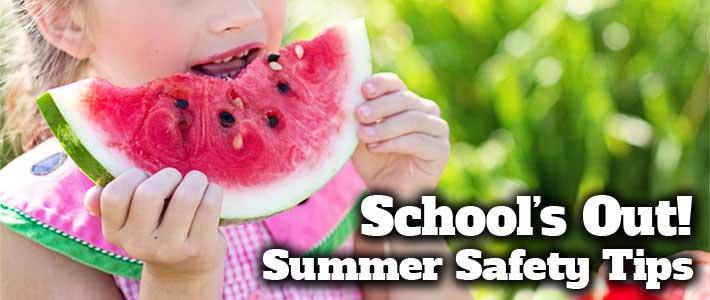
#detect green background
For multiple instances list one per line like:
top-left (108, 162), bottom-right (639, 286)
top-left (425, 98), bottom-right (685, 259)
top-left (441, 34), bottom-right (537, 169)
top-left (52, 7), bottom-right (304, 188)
top-left (284, 0), bottom-right (709, 298)
top-left (2, 0), bottom-right (709, 298)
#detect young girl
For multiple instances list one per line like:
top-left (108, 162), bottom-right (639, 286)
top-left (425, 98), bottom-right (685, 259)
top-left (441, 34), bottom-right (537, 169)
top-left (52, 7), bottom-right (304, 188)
top-left (0, 0), bottom-right (470, 299)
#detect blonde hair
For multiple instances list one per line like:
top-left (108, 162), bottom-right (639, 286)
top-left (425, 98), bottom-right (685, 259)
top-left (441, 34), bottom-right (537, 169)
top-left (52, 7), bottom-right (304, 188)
top-left (1, 0), bottom-right (87, 160)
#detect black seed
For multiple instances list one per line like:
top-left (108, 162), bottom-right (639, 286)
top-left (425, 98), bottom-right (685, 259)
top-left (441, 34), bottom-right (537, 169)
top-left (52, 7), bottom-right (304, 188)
top-left (267, 53), bottom-right (281, 62)
top-left (267, 114), bottom-right (279, 129)
top-left (277, 82), bottom-right (290, 94)
top-left (175, 99), bottom-right (189, 109)
top-left (298, 198), bottom-right (310, 206)
top-left (219, 111), bottom-right (236, 127)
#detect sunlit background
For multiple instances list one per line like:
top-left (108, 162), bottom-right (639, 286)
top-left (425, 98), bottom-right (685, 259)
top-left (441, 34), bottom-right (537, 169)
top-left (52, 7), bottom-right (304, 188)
top-left (2, 0), bottom-right (709, 299)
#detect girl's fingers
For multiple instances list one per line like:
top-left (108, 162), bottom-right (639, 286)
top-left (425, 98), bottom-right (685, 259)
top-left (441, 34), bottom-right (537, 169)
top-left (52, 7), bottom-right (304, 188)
top-left (100, 169), bottom-right (149, 233)
top-left (367, 133), bottom-right (450, 161)
top-left (84, 186), bottom-right (102, 217)
top-left (675, 251), bottom-right (710, 264)
top-left (188, 184), bottom-right (223, 244)
top-left (358, 110), bottom-right (449, 143)
top-left (362, 73), bottom-right (407, 99)
top-left (356, 91), bottom-right (441, 124)
top-left (123, 168), bottom-right (183, 236)
top-left (157, 171), bottom-right (209, 242)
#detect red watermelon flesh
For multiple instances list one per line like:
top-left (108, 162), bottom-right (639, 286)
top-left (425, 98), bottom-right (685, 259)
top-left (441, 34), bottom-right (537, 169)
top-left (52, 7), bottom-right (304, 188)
top-left (38, 20), bottom-right (371, 221)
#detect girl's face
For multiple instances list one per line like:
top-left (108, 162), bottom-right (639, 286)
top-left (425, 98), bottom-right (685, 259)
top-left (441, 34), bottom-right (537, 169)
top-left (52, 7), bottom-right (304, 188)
top-left (82, 0), bottom-right (287, 87)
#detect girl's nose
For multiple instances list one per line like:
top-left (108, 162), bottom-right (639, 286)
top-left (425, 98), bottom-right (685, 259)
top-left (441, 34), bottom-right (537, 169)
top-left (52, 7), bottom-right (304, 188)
top-left (208, 0), bottom-right (264, 33)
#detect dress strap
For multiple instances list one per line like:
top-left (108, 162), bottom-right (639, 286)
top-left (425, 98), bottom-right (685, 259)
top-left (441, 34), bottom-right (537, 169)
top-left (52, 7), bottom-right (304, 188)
top-left (0, 138), bottom-right (142, 278)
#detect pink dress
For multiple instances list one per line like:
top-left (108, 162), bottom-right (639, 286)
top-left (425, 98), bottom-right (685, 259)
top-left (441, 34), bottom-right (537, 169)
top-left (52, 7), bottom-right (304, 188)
top-left (0, 139), bottom-right (364, 299)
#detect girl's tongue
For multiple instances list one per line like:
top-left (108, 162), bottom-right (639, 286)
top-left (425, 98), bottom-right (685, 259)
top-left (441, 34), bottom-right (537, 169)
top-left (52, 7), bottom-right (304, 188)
top-left (196, 57), bottom-right (247, 78)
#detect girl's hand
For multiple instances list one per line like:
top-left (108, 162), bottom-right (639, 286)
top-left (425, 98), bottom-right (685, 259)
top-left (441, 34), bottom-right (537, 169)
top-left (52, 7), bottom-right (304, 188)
top-left (352, 73), bottom-right (450, 200)
top-left (84, 168), bottom-right (226, 279)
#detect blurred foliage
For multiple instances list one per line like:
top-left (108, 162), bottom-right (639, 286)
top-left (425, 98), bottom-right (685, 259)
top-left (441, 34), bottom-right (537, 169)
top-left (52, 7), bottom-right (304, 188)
top-left (1, 0), bottom-right (708, 298)
top-left (0, 1), bottom-right (11, 163)
top-left (287, 0), bottom-right (709, 298)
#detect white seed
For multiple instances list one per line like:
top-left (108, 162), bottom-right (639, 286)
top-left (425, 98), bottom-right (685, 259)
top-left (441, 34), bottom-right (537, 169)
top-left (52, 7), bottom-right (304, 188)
top-left (269, 61), bottom-right (283, 71)
top-left (232, 134), bottom-right (243, 150)
top-left (233, 97), bottom-right (244, 109)
top-left (295, 45), bottom-right (304, 59)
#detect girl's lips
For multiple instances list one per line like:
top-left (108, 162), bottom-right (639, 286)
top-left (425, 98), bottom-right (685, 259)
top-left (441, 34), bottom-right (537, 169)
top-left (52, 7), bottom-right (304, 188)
top-left (191, 43), bottom-right (264, 79)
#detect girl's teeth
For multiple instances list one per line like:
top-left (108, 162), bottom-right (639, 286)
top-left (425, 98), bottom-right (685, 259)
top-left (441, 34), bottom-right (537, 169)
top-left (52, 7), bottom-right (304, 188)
top-left (218, 69), bottom-right (242, 79)
top-left (208, 47), bottom-right (259, 66)
top-left (215, 56), bottom-right (235, 64)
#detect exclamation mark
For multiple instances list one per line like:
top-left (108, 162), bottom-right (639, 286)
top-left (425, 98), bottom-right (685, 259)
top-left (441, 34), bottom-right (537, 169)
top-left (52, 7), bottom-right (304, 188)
top-left (677, 196), bottom-right (692, 235)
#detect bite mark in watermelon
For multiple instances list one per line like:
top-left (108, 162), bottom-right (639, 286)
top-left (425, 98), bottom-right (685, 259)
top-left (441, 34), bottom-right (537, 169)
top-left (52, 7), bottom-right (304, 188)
top-left (37, 20), bottom-right (371, 221)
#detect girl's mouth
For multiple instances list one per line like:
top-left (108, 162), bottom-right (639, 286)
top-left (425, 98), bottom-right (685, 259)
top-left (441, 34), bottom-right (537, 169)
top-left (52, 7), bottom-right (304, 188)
top-left (191, 43), bottom-right (263, 79)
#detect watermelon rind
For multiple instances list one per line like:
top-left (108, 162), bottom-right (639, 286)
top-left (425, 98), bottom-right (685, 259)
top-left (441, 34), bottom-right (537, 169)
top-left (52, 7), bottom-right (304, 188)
top-left (37, 19), bottom-right (372, 221)
top-left (37, 92), bottom-right (116, 186)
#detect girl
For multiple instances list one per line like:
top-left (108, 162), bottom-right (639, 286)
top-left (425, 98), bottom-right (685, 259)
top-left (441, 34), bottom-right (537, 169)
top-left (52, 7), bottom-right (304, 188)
top-left (0, 0), bottom-right (471, 299)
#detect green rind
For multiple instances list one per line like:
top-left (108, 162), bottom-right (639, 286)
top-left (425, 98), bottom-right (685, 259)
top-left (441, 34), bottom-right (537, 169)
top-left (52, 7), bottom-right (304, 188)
top-left (37, 92), bottom-right (115, 186)
top-left (0, 202), bottom-right (143, 279)
top-left (305, 192), bottom-right (365, 256)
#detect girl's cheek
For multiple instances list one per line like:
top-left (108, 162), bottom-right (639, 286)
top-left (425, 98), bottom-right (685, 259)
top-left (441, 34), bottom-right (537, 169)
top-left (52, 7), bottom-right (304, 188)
top-left (84, 1), bottom-right (196, 86)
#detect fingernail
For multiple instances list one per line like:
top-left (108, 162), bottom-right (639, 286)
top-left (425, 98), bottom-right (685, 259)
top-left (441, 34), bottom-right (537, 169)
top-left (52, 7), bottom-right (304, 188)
top-left (369, 142), bottom-right (380, 149)
top-left (358, 105), bottom-right (372, 118)
top-left (363, 126), bottom-right (377, 137)
top-left (364, 83), bottom-right (376, 96)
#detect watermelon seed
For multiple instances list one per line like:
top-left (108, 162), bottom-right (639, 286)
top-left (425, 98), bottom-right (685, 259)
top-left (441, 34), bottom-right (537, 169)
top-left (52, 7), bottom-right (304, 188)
top-left (219, 111), bottom-right (236, 127)
top-left (232, 134), bottom-right (243, 149)
top-left (295, 45), bottom-right (304, 59)
top-left (266, 114), bottom-right (279, 129)
top-left (269, 62), bottom-right (283, 71)
top-left (178, 120), bottom-right (188, 131)
top-left (267, 53), bottom-right (281, 62)
top-left (277, 82), bottom-right (290, 94)
top-left (175, 99), bottom-right (189, 109)
top-left (233, 97), bottom-right (244, 109)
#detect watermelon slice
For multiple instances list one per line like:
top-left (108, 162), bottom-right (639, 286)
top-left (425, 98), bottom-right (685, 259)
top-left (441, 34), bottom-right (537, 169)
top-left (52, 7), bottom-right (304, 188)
top-left (37, 20), bottom-right (371, 221)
